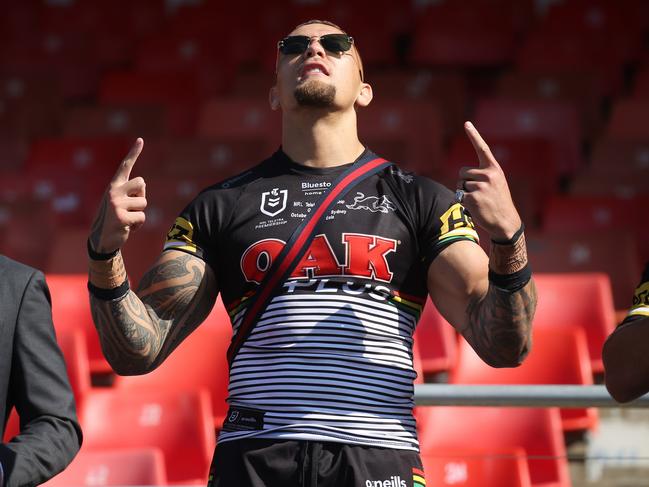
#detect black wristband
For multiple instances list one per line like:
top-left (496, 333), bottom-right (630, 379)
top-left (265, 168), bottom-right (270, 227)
top-left (491, 223), bottom-right (525, 246)
top-left (87, 239), bottom-right (119, 261)
top-left (488, 264), bottom-right (532, 293)
top-left (88, 280), bottom-right (130, 301)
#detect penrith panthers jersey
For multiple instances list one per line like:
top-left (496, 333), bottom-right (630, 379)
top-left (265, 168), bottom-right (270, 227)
top-left (164, 148), bottom-right (478, 451)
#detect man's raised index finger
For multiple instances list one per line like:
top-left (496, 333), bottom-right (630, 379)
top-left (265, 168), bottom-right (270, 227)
top-left (464, 121), bottom-right (496, 168)
top-left (113, 138), bottom-right (144, 182)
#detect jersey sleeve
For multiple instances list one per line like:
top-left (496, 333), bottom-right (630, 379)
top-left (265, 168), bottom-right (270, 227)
top-left (415, 177), bottom-right (479, 268)
top-left (163, 188), bottom-right (221, 272)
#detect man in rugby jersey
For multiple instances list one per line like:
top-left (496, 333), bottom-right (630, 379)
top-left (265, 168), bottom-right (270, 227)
top-left (87, 19), bottom-right (537, 487)
top-left (603, 261), bottom-right (649, 403)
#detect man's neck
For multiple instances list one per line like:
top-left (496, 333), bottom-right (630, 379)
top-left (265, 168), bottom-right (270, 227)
top-left (281, 108), bottom-right (365, 168)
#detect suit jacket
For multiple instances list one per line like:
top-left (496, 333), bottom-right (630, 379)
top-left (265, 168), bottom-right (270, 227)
top-left (0, 255), bottom-right (82, 486)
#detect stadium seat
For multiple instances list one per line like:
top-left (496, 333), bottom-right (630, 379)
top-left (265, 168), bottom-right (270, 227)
top-left (357, 99), bottom-right (444, 176)
top-left (56, 329), bottom-right (92, 410)
top-left (409, 1), bottom-right (529, 67)
top-left (46, 274), bottom-right (112, 375)
top-left (540, 195), bottom-right (648, 272)
top-left (450, 327), bottom-right (598, 432)
top-left (80, 388), bottom-right (215, 485)
top-left (495, 71), bottom-right (605, 138)
top-left (531, 273), bottom-right (618, 375)
top-left (62, 104), bottom-right (167, 138)
top-left (99, 71), bottom-right (201, 135)
top-left (2, 408), bottom-right (19, 443)
top-left (139, 137), bottom-right (264, 180)
top-left (589, 138), bottom-right (649, 174)
top-left (527, 230), bottom-right (641, 315)
top-left (113, 297), bottom-right (232, 428)
top-left (197, 97), bottom-right (281, 154)
top-left (369, 70), bottom-right (468, 136)
top-left (443, 135), bottom-right (556, 225)
top-left (42, 447), bottom-right (167, 486)
top-left (606, 99), bottom-right (649, 139)
top-left (417, 406), bottom-right (570, 487)
top-left (413, 298), bottom-right (458, 378)
top-left (472, 98), bottom-right (582, 176)
top-left (421, 447), bottom-right (532, 487)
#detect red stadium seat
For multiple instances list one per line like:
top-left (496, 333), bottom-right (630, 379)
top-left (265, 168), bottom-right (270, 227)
top-left (496, 71), bottom-right (605, 138)
top-left (139, 137), bottom-right (264, 180)
top-left (369, 70), bottom-right (468, 137)
top-left (80, 388), bottom-right (215, 484)
top-left (46, 274), bottom-right (112, 375)
top-left (197, 98), bottom-right (281, 154)
top-left (99, 71), bottom-right (201, 135)
top-left (42, 447), bottom-right (167, 486)
top-left (531, 273), bottom-right (617, 375)
top-left (410, 1), bottom-right (530, 67)
top-left (540, 195), bottom-right (648, 269)
top-left (589, 138), bottom-right (649, 174)
top-left (113, 297), bottom-right (232, 428)
top-left (417, 406), bottom-right (570, 487)
top-left (472, 98), bottom-right (582, 176)
top-left (606, 99), bottom-right (649, 139)
top-left (527, 231), bottom-right (640, 315)
top-left (56, 329), bottom-right (92, 410)
top-left (443, 135), bottom-right (557, 225)
top-left (414, 298), bottom-right (458, 378)
top-left (450, 327), bottom-right (597, 432)
top-left (62, 104), bottom-right (167, 138)
top-left (2, 408), bottom-right (19, 443)
top-left (421, 447), bottom-right (532, 487)
top-left (357, 99), bottom-right (444, 176)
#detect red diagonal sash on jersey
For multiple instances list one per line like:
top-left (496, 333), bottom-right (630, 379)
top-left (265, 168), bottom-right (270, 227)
top-left (227, 153), bottom-right (393, 366)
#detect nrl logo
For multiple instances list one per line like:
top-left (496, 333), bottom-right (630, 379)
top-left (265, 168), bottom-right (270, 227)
top-left (346, 192), bottom-right (396, 214)
top-left (260, 188), bottom-right (288, 217)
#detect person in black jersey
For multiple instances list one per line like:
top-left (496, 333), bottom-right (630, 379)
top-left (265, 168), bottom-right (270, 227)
top-left (603, 261), bottom-right (649, 403)
top-left (86, 19), bottom-right (537, 487)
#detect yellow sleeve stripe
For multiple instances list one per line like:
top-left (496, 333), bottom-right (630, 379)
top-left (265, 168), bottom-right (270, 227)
top-left (438, 226), bottom-right (479, 242)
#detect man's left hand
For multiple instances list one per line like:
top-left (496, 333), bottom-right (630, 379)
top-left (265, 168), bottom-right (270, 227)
top-left (457, 121), bottom-right (522, 241)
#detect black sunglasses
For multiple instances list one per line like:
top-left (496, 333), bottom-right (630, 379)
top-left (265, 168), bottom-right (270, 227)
top-left (277, 34), bottom-right (354, 56)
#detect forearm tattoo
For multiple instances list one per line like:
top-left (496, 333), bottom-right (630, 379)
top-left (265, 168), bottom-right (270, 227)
top-left (464, 279), bottom-right (537, 367)
top-left (89, 196), bottom-right (108, 252)
top-left (489, 232), bottom-right (528, 275)
top-left (90, 253), bottom-right (216, 374)
top-left (463, 234), bottom-right (537, 367)
top-left (88, 252), bottom-right (128, 289)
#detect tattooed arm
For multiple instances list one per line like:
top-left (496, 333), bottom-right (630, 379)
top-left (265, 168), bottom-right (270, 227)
top-left (427, 237), bottom-right (536, 368)
top-left (90, 250), bottom-right (218, 375)
top-left (86, 138), bottom-right (218, 375)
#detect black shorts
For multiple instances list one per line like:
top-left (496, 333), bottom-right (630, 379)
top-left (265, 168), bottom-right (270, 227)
top-left (207, 438), bottom-right (426, 487)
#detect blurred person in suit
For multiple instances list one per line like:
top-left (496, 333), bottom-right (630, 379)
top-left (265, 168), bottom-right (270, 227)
top-left (603, 261), bottom-right (649, 403)
top-left (0, 255), bottom-right (82, 486)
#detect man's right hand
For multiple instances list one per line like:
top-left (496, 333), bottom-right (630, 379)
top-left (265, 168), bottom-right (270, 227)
top-left (88, 138), bottom-right (147, 254)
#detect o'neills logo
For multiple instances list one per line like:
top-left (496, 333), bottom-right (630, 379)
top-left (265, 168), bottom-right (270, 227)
top-left (240, 233), bottom-right (397, 284)
top-left (365, 476), bottom-right (407, 487)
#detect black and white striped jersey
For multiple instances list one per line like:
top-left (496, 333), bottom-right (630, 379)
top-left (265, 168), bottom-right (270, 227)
top-left (164, 148), bottom-right (478, 451)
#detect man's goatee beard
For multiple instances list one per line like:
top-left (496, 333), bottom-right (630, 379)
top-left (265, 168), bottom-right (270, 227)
top-left (294, 80), bottom-right (336, 107)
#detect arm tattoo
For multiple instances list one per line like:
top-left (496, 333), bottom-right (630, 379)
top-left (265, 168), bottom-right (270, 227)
top-left (461, 234), bottom-right (537, 367)
top-left (89, 196), bottom-right (108, 251)
top-left (463, 279), bottom-right (537, 367)
top-left (489, 232), bottom-right (528, 275)
top-left (90, 253), bottom-right (217, 375)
